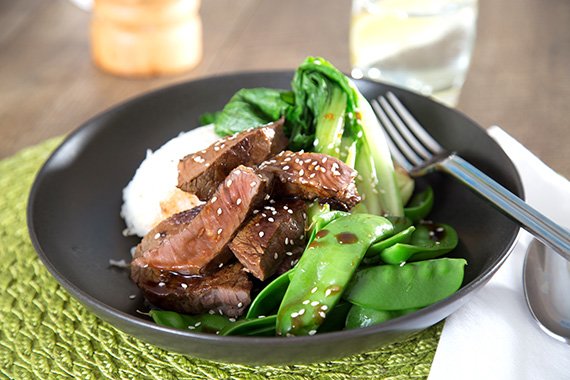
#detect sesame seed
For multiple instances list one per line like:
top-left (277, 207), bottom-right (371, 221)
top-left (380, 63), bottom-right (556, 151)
top-left (285, 237), bottom-right (289, 245)
top-left (311, 287), bottom-right (318, 293)
top-left (302, 300), bottom-right (310, 305)
top-left (320, 305), bottom-right (328, 311)
top-left (291, 312), bottom-right (299, 318)
top-left (181, 283), bottom-right (188, 289)
top-left (291, 259), bottom-right (299, 266)
top-left (158, 282), bottom-right (165, 287)
top-left (255, 223), bottom-right (260, 227)
top-left (209, 310), bottom-right (215, 315)
top-left (299, 169), bottom-right (305, 176)
top-left (268, 217), bottom-right (275, 222)
top-left (436, 227), bottom-right (445, 232)
top-left (283, 205), bottom-right (289, 210)
top-left (237, 198), bottom-right (242, 205)
top-left (237, 302), bottom-right (243, 307)
top-left (309, 173), bottom-right (316, 178)
top-left (229, 318), bottom-right (236, 322)
top-left (211, 196), bottom-right (218, 202)
top-left (219, 263), bottom-right (224, 268)
top-left (253, 209), bottom-right (259, 214)
top-left (319, 312), bottom-right (327, 318)
top-left (129, 294), bottom-right (136, 299)
top-left (283, 165), bottom-right (290, 170)
top-left (259, 231), bottom-right (265, 238)
top-left (269, 199), bottom-right (276, 204)
top-left (298, 308), bottom-right (305, 315)
top-left (262, 213), bottom-right (267, 218)
top-left (217, 228), bottom-right (223, 235)
top-left (286, 251), bottom-right (293, 256)
top-left (311, 301), bottom-right (319, 306)
top-left (154, 232), bottom-right (161, 239)
top-left (284, 157), bottom-right (291, 162)
top-left (214, 146), bottom-right (220, 151)
top-left (195, 322), bottom-right (202, 327)
top-left (188, 326), bottom-right (196, 330)
top-left (217, 208), bottom-right (223, 215)
top-left (303, 213), bottom-right (307, 220)
top-left (272, 211), bottom-right (277, 215)
top-left (287, 209), bottom-right (293, 214)
top-left (264, 194), bottom-right (270, 200)
top-left (250, 181), bottom-right (257, 187)
top-left (322, 157), bottom-right (328, 163)
top-left (308, 330), bottom-right (317, 336)
top-left (305, 158), bottom-right (312, 163)
top-left (325, 289), bottom-right (332, 297)
top-left (320, 167), bottom-right (326, 173)
top-left (226, 179), bottom-right (233, 187)
top-left (274, 252), bottom-right (278, 260)
top-left (219, 310), bottom-right (224, 315)
top-left (313, 138), bottom-right (320, 146)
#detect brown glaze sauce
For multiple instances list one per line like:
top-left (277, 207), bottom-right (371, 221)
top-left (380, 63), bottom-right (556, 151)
top-left (335, 232), bottom-right (358, 244)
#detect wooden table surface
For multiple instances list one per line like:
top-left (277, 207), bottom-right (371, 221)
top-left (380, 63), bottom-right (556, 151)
top-left (1, 0), bottom-right (569, 177)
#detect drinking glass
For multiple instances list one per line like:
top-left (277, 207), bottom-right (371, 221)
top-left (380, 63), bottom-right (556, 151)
top-left (350, 0), bottom-right (478, 106)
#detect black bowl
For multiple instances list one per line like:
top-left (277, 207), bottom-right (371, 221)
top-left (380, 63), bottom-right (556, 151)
top-left (27, 71), bottom-right (522, 364)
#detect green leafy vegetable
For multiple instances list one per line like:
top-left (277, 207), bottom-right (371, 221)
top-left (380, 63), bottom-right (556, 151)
top-left (404, 186), bottom-right (434, 222)
top-left (213, 88), bottom-right (292, 136)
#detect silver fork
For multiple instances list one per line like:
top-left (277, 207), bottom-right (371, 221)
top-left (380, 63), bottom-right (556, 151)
top-left (372, 91), bottom-right (570, 260)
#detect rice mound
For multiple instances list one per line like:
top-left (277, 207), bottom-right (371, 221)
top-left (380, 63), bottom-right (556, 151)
top-left (121, 124), bottom-right (220, 237)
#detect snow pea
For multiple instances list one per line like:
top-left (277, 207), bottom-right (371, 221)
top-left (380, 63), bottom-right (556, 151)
top-left (149, 310), bottom-right (233, 334)
top-left (378, 222), bottom-right (458, 265)
top-left (220, 315), bottom-right (277, 336)
top-left (317, 302), bottom-right (352, 333)
top-left (404, 186), bottom-right (434, 222)
top-left (307, 208), bottom-right (349, 243)
top-left (246, 269), bottom-right (293, 319)
top-left (276, 213), bottom-right (393, 336)
top-left (366, 226), bottom-right (416, 257)
top-left (345, 305), bottom-right (418, 329)
top-left (344, 258), bottom-right (467, 311)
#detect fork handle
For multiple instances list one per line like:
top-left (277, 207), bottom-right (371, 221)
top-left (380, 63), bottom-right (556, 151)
top-left (439, 154), bottom-right (570, 260)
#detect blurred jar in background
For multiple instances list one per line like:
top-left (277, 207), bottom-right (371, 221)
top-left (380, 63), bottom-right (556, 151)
top-left (91, 0), bottom-right (202, 77)
top-left (350, 0), bottom-right (477, 106)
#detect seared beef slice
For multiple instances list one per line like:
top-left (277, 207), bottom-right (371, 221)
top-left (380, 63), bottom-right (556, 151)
top-left (259, 151), bottom-right (361, 210)
top-left (229, 199), bottom-right (307, 280)
top-left (132, 165), bottom-right (270, 275)
top-left (178, 118), bottom-right (287, 200)
top-left (131, 262), bottom-right (252, 318)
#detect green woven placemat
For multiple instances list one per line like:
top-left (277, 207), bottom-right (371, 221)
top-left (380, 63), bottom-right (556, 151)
top-left (0, 138), bottom-right (442, 379)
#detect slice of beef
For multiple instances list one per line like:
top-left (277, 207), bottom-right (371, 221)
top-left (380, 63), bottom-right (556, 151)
top-left (177, 118), bottom-right (287, 200)
top-left (259, 151), bottom-right (361, 210)
top-left (131, 262), bottom-right (251, 318)
top-left (228, 198), bottom-right (307, 281)
top-left (132, 165), bottom-right (271, 275)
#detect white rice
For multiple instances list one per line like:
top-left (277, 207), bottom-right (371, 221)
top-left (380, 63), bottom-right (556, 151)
top-left (120, 124), bottom-right (220, 237)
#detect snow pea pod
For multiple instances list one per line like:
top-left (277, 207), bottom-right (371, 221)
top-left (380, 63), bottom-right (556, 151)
top-left (404, 186), bottom-right (434, 222)
top-left (344, 258), bottom-right (467, 311)
top-left (276, 213), bottom-right (393, 336)
top-left (220, 315), bottom-right (277, 336)
top-left (379, 222), bottom-right (458, 265)
top-left (246, 269), bottom-right (293, 319)
top-left (366, 226), bottom-right (415, 257)
top-left (345, 305), bottom-right (418, 329)
top-left (149, 310), bottom-right (233, 334)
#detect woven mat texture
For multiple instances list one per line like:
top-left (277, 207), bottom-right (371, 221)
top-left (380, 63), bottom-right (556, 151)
top-left (0, 138), bottom-right (442, 379)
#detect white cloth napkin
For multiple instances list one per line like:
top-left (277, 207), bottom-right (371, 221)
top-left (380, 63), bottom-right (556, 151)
top-left (428, 127), bottom-right (570, 380)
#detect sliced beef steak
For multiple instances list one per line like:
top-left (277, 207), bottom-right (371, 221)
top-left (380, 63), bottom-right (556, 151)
top-left (259, 151), bottom-right (361, 210)
top-left (132, 165), bottom-right (271, 275)
top-left (229, 199), bottom-right (307, 281)
top-left (131, 262), bottom-right (251, 318)
top-left (178, 118), bottom-right (287, 200)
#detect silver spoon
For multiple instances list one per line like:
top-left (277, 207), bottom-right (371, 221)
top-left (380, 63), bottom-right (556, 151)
top-left (523, 238), bottom-right (570, 343)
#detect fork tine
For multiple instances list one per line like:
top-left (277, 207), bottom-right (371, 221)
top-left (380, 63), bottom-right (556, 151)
top-left (371, 99), bottom-right (424, 167)
top-left (386, 92), bottom-right (445, 154)
top-left (379, 96), bottom-right (433, 160)
top-left (382, 123), bottom-right (414, 172)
